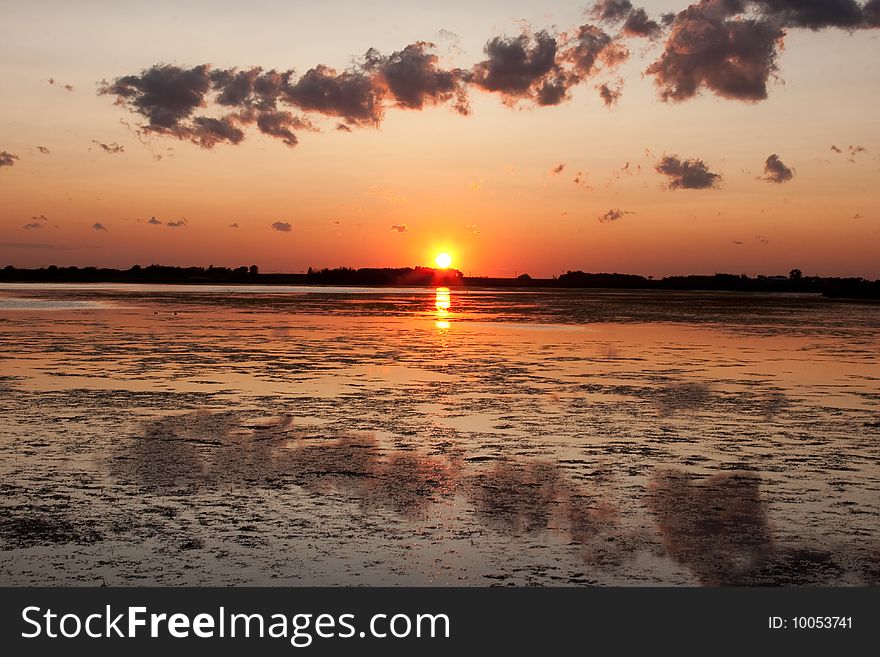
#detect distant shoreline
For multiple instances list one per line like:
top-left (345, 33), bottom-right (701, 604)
top-left (2, 265), bottom-right (879, 300)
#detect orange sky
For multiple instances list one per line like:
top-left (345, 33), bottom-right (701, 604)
top-left (1, 1), bottom-right (878, 277)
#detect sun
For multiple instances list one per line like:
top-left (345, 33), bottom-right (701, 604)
top-left (435, 252), bottom-right (452, 269)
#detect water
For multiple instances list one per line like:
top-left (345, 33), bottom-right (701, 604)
top-left (0, 283), bottom-right (878, 585)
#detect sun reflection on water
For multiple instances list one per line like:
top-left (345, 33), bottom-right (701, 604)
top-left (435, 287), bottom-right (451, 329)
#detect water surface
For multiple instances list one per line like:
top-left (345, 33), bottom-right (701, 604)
top-left (1, 284), bottom-right (878, 585)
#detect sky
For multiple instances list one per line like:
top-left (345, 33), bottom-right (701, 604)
top-left (1, 0), bottom-right (878, 278)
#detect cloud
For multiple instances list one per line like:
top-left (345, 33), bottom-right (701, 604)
top-left (470, 30), bottom-right (569, 105)
top-left (91, 140), bottom-right (125, 154)
top-left (573, 171), bottom-right (592, 188)
top-left (229, 222), bottom-right (239, 228)
top-left (598, 208), bottom-right (634, 223)
top-left (283, 65), bottom-right (381, 125)
top-left (830, 144), bottom-right (843, 153)
top-left (867, 0), bottom-right (880, 26)
top-left (99, 64), bottom-right (212, 134)
top-left (551, 163), bottom-right (566, 174)
top-left (761, 153), bottom-right (794, 183)
top-left (465, 224), bottom-right (480, 235)
top-left (848, 144), bottom-right (866, 162)
top-left (48, 78), bottom-right (74, 91)
top-left (147, 216), bottom-right (162, 225)
top-left (92, 222), bottom-right (107, 231)
top-left (364, 41), bottom-right (470, 114)
top-left (0, 151), bottom-right (19, 168)
top-left (597, 82), bottom-right (622, 106)
top-left (389, 223), bottom-right (408, 233)
top-left (750, 0), bottom-right (866, 29)
top-left (22, 222), bottom-right (43, 230)
top-left (655, 155), bottom-right (722, 189)
top-left (646, 5), bottom-right (784, 102)
top-left (646, 1), bottom-right (880, 103)
top-left (36, 146), bottom-right (50, 155)
top-left (254, 110), bottom-right (312, 147)
top-left (32, 214), bottom-right (49, 222)
top-left (166, 219), bottom-right (187, 227)
top-left (98, 3), bottom-right (880, 149)
top-left (590, 0), bottom-right (634, 23)
top-left (622, 8), bottom-right (663, 38)
top-left (272, 221), bottom-right (292, 232)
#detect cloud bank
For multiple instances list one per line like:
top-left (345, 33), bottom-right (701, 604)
top-left (97, 1), bottom-right (880, 149)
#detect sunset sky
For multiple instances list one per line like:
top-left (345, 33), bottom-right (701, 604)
top-left (1, 0), bottom-right (878, 277)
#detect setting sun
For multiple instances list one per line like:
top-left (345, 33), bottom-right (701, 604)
top-left (435, 253), bottom-right (452, 269)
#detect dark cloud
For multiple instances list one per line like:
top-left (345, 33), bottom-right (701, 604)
top-left (622, 8), bottom-right (663, 38)
top-left (229, 222), bottom-right (239, 228)
top-left (99, 64), bottom-right (212, 132)
top-left (655, 155), bottom-right (722, 189)
top-left (597, 82), bottom-right (622, 106)
top-left (0, 151), bottom-right (19, 168)
top-left (646, 5), bottom-right (783, 102)
top-left (283, 65), bottom-right (381, 125)
top-left (750, 0), bottom-right (866, 29)
top-left (91, 140), bottom-right (125, 154)
top-left (598, 208), bottom-right (634, 223)
top-left (364, 42), bottom-right (469, 114)
top-left (470, 30), bottom-right (570, 105)
top-left (389, 223), bottom-right (408, 233)
top-left (830, 144), bottom-right (843, 153)
top-left (147, 216), bottom-right (162, 225)
top-left (254, 110), bottom-right (309, 147)
top-left (551, 163), bottom-right (566, 174)
top-left (209, 67), bottom-right (263, 107)
top-left (36, 146), bottom-right (50, 155)
top-left (98, 4), bottom-right (880, 150)
top-left (186, 116), bottom-right (245, 148)
top-left (761, 153), bottom-right (794, 183)
top-left (166, 219), bottom-right (187, 227)
top-left (22, 222), bottom-right (43, 230)
top-left (866, 0), bottom-right (880, 26)
top-left (272, 221), bottom-right (292, 232)
top-left (590, 0), bottom-right (633, 23)
top-left (32, 214), bottom-right (49, 222)
top-left (646, 0), bottom-right (880, 103)
top-left (92, 222), bottom-right (107, 231)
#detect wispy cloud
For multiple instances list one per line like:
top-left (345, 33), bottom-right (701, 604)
top-left (91, 140), bottom-right (125, 154)
top-left (598, 208), bottom-right (634, 223)
top-left (272, 221), bottom-right (292, 232)
top-left (389, 223), bottom-right (408, 233)
top-left (0, 151), bottom-right (19, 168)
